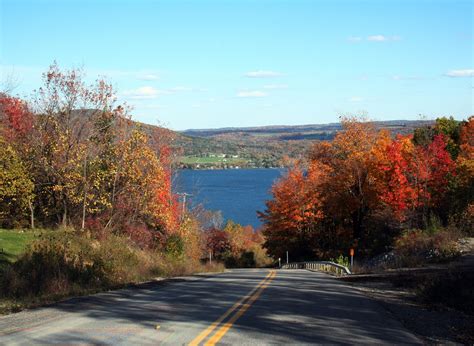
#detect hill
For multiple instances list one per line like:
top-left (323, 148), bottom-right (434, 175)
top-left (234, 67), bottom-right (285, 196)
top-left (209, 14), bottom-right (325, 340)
top-left (173, 120), bottom-right (434, 169)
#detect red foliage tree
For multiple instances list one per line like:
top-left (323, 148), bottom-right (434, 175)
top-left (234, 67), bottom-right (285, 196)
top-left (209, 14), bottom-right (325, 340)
top-left (0, 94), bottom-right (33, 141)
top-left (205, 228), bottom-right (230, 259)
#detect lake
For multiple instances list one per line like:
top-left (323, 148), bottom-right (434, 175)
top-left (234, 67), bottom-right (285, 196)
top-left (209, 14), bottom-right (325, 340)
top-left (173, 169), bottom-right (284, 229)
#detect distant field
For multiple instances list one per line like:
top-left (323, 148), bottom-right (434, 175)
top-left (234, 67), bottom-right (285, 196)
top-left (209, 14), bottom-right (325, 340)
top-left (0, 229), bottom-right (47, 265)
top-left (180, 156), bottom-right (248, 165)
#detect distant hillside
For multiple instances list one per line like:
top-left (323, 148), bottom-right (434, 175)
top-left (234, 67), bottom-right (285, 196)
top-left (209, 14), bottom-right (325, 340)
top-left (182, 120), bottom-right (434, 141)
top-left (136, 120), bottom-right (434, 169)
top-left (146, 120), bottom-right (435, 169)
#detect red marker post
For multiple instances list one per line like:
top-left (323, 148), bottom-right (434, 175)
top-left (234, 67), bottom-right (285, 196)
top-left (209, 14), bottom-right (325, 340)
top-left (349, 248), bottom-right (354, 270)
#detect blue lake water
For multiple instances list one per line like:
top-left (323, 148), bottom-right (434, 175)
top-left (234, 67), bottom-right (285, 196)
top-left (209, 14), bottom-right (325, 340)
top-left (173, 169), bottom-right (284, 229)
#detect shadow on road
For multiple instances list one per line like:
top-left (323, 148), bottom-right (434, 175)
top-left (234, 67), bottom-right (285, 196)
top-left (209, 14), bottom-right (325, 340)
top-left (0, 270), bottom-right (420, 344)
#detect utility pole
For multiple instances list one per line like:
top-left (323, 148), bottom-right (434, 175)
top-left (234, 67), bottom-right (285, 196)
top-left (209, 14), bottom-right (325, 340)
top-left (176, 192), bottom-right (192, 220)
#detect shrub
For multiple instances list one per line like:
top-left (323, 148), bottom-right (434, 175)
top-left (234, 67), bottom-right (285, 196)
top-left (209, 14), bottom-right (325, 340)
top-left (123, 223), bottom-right (157, 249)
top-left (250, 245), bottom-right (273, 268)
top-left (332, 254), bottom-right (350, 268)
top-left (165, 234), bottom-right (185, 259)
top-left (450, 203), bottom-right (474, 236)
top-left (238, 251), bottom-right (256, 268)
top-left (393, 228), bottom-right (460, 267)
top-left (0, 228), bottom-right (224, 303)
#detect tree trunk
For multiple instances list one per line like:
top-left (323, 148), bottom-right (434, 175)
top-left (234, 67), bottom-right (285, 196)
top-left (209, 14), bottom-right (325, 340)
top-left (81, 155), bottom-right (88, 230)
top-left (29, 200), bottom-right (35, 229)
top-left (62, 199), bottom-right (68, 227)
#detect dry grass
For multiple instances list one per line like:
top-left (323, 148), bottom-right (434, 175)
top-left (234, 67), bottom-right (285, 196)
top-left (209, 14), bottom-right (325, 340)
top-left (0, 230), bottom-right (224, 314)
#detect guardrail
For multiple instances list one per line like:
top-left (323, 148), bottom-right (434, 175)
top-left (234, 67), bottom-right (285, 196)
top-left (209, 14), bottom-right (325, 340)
top-left (281, 261), bottom-right (351, 276)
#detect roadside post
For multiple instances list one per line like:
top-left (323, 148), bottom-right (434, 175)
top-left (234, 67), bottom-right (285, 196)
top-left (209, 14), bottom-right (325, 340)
top-left (286, 251), bottom-right (289, 265)
top-left (350, 248), bottom-right (354, 270)
top-left (278, 257), bottom-right (281, 268)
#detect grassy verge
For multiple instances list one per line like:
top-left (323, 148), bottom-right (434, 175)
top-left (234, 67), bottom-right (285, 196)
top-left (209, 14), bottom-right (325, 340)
top-left (0, 229), bottom-right (225, 315)
top-left (0, 229), bottom-right (51, 267)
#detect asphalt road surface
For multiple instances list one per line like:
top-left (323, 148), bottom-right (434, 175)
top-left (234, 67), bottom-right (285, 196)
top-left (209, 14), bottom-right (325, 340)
top-left (0, 269), bottom-right (421, 345)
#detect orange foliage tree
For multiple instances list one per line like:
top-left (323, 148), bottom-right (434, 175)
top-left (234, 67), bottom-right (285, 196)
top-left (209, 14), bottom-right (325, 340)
top-left (260, 117), bottom-right (463, 260)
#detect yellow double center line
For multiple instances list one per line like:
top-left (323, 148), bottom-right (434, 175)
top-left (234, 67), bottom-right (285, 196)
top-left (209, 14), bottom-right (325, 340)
top-left (189, 270), bottom-right (276, 346)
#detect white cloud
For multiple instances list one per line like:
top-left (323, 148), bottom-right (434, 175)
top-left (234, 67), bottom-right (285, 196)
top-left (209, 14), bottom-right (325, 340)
top-left (123, 86), bottom-right (165, 99)
top-left (348, 96), bottom-right (363, 102)
top-left (137, 73), bottom-right (159, 81)
top-left (445, 69), bottom-right (474, 77)
top-left (349, 35), bottom-right (401, 43)
top-left (263, 84), bottom-right (288, 89)
top-left (244, 70), bottom-right (282, 78)
top-left (237, 90), bottom-right (268, 98)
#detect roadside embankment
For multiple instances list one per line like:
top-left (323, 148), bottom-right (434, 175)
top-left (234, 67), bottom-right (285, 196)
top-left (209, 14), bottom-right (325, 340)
top-left (340, 246), bottom-right (474, 344)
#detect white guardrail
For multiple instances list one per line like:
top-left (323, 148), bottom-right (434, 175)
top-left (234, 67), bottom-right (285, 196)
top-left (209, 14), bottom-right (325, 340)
top-left (281, 261), bottom-right (351, 276)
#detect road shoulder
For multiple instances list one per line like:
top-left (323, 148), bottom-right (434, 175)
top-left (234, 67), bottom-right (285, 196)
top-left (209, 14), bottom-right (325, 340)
top-left (339, 273), bottom-right (474, 344)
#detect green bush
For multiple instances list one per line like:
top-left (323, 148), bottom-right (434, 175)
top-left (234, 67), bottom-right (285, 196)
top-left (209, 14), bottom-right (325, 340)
top-left (165, 234), bottom-right (185, 259)
top-left (332, 254), bottom-right (350, 268)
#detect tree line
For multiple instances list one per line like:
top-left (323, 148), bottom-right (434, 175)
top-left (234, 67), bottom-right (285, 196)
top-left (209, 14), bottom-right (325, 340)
top-left (0, 63), bottom-right (272, 273)
top-left (0, 63), bottom-right (179, 243)
top-left (259, 116), bottom-right (473, 261)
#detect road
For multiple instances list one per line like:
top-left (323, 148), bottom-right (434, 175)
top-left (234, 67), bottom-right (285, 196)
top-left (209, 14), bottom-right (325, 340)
top-left (0, 269), bottom-right (421, 345)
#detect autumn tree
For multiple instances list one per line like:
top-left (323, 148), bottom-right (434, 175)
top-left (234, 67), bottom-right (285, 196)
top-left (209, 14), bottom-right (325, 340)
top-left (0, 63), bottom-right (180, 247)
top-left (205, 228), bottom-right (231, 260)
top-left (449, 117), bottom-right (474, 231)
top-left (0, 138), bottom-right (34, 227)
top-left (0, 94), bottom-right (36, 227)
top-left (259, 163), bottom-right (327, 260)
top-left (31, 62), bottom-right (125, 227)
top-left (375, 135), bottom-right (417, 221)
top-left (261, 117), bottom-right (462, 260)
top-left (310, 120), bottom-right (389, 247)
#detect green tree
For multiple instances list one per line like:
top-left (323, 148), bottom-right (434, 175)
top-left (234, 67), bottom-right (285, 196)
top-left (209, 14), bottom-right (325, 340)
top-left (434, 116), bottom-right (461, 159)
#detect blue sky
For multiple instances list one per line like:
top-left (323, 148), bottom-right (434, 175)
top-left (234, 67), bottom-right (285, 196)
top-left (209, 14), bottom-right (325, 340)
top-left (1, 0), bottom-right (472, 130)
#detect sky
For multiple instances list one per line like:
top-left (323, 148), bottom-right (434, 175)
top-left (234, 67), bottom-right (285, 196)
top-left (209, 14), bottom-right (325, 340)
top-left (0, 0), bottom-right (472, 130)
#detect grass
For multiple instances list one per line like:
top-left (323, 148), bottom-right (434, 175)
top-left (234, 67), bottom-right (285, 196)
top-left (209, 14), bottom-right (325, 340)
top-left (0, 229), bottom-right (49, 266)
top-left (0, 229), bottom-right (225, 315)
